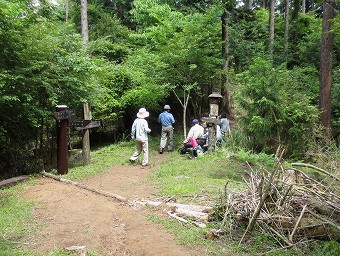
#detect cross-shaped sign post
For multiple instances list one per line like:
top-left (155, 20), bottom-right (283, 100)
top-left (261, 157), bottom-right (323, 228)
top-left (54, 103), bottom-right (101, 175)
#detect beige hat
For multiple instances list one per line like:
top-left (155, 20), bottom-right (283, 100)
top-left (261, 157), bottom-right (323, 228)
top-left (137, 108), bottom-right (149, 118)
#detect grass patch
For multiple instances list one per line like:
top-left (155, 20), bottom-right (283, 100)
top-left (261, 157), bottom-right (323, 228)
top-left (56, 141), bottom-right (135, 181)
top-left (153, 147), bottom-right (247, 202)
top-left (146, 214), bottom-right (235, 256)
top-left (0, 185), bottom-right (36, 255)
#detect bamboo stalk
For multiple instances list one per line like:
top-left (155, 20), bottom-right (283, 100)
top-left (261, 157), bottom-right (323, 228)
top-left (239, 168), bottom-right (278, 245)
top-left (289, 204), bottom-right (307, 242)
top-left (291, 163), bottom-right (340, 182)
top-left (268, 226), bottom-right (293, 246)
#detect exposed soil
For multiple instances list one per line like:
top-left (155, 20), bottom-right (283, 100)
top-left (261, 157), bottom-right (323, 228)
top-left (20, 151), bottom-right (206, 256)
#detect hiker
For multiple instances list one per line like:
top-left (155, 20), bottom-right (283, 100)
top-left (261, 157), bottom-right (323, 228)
top-left (204, 124), bottom-right (223, 146)
top-left (204, 124), bottom-right (223, 145)
top-left (219, 112), bottom-right (231, 136)
top-left (183, 119), bottom-right (205, 149)
top-left (158, 104), bottom-right (175, 154)
top-left (129, 108), bottom-right (151, 167)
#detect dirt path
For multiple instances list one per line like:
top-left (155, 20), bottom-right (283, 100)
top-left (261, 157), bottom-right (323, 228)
top-left (21, 152), bottom-right (205, 256)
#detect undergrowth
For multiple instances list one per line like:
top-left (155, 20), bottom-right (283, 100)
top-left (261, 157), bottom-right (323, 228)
top-left (0, 135), bottom-right (338, 256)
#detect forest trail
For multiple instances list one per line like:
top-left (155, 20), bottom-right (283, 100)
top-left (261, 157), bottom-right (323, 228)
top-left (20, 151), bottom-right (205, 256)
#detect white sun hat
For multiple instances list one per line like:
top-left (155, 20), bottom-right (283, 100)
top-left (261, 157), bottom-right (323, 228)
top-left (137, 108), bottom-right (150, 118)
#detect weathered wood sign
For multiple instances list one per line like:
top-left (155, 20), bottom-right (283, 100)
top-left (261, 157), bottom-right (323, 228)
top-left (53, 103), bottom-right (101, 174)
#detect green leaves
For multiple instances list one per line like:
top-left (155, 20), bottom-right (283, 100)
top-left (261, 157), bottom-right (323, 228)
top-left (236, 57), bottom-right (320, 155)
top-left (0, 2), bottom-right (106, 177)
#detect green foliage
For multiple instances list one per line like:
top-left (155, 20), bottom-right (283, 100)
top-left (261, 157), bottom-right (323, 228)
top-left (290, 14), bottom-right (322, 67)
top-left (89, 37), bottom-right (131, 63)
top-left (132, 0), bottom-right (183, 29)
top-left (307, 241), bottom-right (340, 256)
top-left (0, 2), bottom-right (104, 178)
top-left (236, 57), bottom-right (320, 156)
top-left (231, 149), bottom-right (275, 168)
top-left (90, 48), bottom-right (169, 129)
top-left (0, 0), bottom-right (339, 181)
top-left (228, 8), bottom-right (268, 71)
top-left (131, 0), bottom-right (222, 110)
top-left (332, 68), bottom-right (340, 131)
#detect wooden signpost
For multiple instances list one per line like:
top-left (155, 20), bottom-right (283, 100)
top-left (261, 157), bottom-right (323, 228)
top-left (54, 103), bottom-right (101, 174)
top-left (55, 105), bottom-right (69, 174)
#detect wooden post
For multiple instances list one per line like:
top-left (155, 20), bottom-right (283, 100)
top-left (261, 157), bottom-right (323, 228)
top-left (82, 102), bottom-right (91, 165)
top-left (56, 105), bottom-right (68, 174)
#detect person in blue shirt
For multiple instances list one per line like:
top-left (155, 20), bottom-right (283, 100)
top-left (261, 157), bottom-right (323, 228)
top-left (158, 105), bottom-right (175, 153)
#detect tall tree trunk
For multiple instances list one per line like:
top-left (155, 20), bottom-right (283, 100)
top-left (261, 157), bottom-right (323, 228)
top-left (65, 0), bottom-right (69, 22)
top-left (291, 0), bottom-right (300, 43)
top-left (221, 10), bottom-right (231, 115)
top-left (292, 0), bottom-right (300, 19)
top-left (319, 0), bottom-right (335, 136)
top-left (245, 0), bottom-right (253, 9)
top-left (269, 0), bottom-right (275, 56)
top-left (302, 0), bottom-right (306, 13)
top-left (284, 0), bottom-right (290, 64)
top-left (80, 0), bottom-right (89, 44)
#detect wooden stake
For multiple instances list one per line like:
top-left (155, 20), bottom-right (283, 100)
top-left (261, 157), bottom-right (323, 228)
top-left (82, 102), bottom-right (91, 165)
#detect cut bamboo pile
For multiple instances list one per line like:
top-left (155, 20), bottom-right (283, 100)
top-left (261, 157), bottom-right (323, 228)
top-left (218, 161), bottom-right (339, 247)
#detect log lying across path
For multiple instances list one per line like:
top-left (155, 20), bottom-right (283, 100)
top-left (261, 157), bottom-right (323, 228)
top-left (41, 171), bottom-right (212, 227)
top-left (41, 171), bottom-right (127, 202)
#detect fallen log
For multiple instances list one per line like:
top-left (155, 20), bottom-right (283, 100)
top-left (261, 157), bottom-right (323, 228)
top-left (296, 223), bottom-right (340, 241)
top-left (174, 207), bottom-right (209, 221)
top-left (167, 211), bottom-right (206, 228)
top-left (0, 175), bottom-right (29, 189)
top-left (42, 172), bottom-right (212, 226)
top-left (41, 171), bottom-right (127, 202)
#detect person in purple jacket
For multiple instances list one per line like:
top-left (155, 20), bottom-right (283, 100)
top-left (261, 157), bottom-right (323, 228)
top-left (158, 105), bottom-right (175, 154)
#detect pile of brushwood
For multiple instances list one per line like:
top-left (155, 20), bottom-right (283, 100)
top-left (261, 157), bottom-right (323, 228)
top-left (212, 150), bottom-right (340, 249)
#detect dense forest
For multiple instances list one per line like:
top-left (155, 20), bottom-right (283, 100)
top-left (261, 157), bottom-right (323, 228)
top-left (0, 0), bottom-right (339, 179)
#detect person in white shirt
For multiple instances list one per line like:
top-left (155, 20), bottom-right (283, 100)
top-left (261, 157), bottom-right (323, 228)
top-left (183, 119), bottom-right (205, 148)
top-left (219, 112), bottom-right (231, 136)
top-left (129, 108), bottom-right (151, 167)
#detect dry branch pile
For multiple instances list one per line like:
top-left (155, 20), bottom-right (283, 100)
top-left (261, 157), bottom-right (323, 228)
top-left (218, 162), bottom-right (340, 247)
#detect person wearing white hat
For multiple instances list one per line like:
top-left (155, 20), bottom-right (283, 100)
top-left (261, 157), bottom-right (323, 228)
top-left (129, 108), bottom-right (151, 167)
top-left (158, 104), bottom-right (175, 154)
